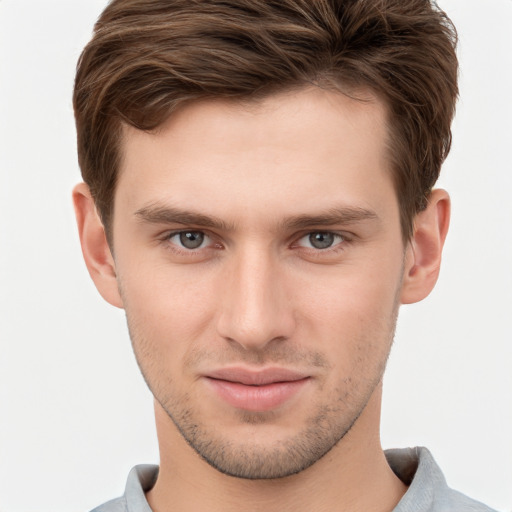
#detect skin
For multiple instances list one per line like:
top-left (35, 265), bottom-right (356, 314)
top-left (74, 86), bottom-right (450, 512)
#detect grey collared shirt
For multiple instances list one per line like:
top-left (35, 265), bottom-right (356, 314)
top-left (90, 447), bottom-right (496, 512)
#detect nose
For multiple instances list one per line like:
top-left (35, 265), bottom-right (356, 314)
top-left (216, 245), bottom-right (296, 352)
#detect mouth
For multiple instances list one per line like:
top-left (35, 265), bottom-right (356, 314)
top-left (203, 367), bottom-right (311, 412)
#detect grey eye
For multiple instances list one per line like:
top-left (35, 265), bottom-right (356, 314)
top-left (179, 231), bottom-right (205, 249)
top-left (308, 232), bottom-right (335, 249)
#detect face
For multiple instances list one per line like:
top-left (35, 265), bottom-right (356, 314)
top-left (111, 87), bottom-right (407, 479)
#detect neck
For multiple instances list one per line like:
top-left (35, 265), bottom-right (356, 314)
top-left (147, 385), bottom-right (406, 512)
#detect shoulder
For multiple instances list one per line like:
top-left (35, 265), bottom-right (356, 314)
top-left (88, 464), bottom-right (158, 512)
top-left (90, 496), bottom-right (128, 512)
top-left (435, 488), bottom-right (498, 512)
top-left (387, 447), bottom-right (497, 512)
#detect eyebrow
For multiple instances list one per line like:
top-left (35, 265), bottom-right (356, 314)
top-left (134, 203), bottom-right (379, 231)
top-left (281, 206), bottom-right (379, 231)
top-left (135, 204), bottom-right (234, 231)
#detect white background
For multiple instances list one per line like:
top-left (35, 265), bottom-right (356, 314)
top-left (0, 1), bottom-right (511, 511)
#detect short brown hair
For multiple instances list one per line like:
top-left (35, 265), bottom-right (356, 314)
top-left (74, 0), bottom-right (458, 239)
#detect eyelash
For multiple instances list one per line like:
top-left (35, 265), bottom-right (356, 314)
top-left (161, 230), bottom-right (220, 256)
top-left (295, 232), bottom-right (347, 250)
top-left (159, 229), bottom-right (352, 257)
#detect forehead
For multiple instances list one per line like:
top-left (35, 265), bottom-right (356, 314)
top-left (116, 86), bottom-right (395, 226)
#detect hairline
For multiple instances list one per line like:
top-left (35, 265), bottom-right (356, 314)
top-left (103, 82), bottom-right (414, 246)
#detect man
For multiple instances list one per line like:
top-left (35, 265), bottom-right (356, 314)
top-left (72, 1), bottom-right (496, 511)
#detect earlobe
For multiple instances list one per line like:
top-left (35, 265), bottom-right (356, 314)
top-left (400, 189), bottom-right (451, 305)
top-left (72, 182), bottom-right (124, 309)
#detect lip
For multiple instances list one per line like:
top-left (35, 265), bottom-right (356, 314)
top-left (206, 367), bottom-right (309, 385)
top-left (204, 367), bottom-right (311, 412)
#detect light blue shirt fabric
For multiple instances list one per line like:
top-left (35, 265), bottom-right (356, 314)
top-left (90, 447), bottom-right (496, 512)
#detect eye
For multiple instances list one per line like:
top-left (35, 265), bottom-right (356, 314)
top-left (169, 231), bottom-right (210, 250)
top-left (298, 232), bottom-right (345, 250)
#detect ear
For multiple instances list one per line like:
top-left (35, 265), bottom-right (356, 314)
top-left (72, 183), bottom-right (124, 309)
top-left (400, 189), bottom-right (451, 304)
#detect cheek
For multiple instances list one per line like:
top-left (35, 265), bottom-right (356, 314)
top-left (117, 260), bottom-right (221, 376)
top-left (292, 261), bottom-right (402, 368)
top-left (119, 255), bottom-right (217, 324)
top-left (295, 258), bottom-right (402, 326)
